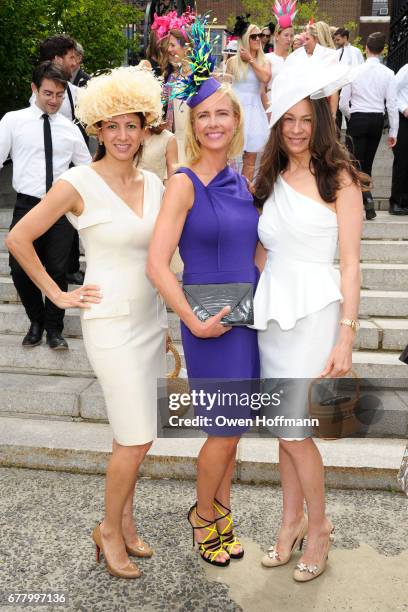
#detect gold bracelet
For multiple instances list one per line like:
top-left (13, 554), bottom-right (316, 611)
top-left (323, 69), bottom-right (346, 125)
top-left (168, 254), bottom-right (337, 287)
top-left (340, 318), bottom-right (360, 332)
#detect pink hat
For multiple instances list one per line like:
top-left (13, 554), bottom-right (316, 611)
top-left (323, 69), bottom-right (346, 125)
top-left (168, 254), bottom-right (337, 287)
top-left (273, 0), bottom-right (297, 30)
top-left (151, 8), bottom-right (195, 41)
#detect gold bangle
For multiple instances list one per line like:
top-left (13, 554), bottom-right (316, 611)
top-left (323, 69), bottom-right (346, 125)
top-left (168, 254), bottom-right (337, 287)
top-left (340, 318), bottom-right (360, 332)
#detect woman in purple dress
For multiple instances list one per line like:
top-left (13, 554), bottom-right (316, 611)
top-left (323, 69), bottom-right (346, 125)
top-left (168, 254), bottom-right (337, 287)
top-left (147, 24), bottom-right (259, 566)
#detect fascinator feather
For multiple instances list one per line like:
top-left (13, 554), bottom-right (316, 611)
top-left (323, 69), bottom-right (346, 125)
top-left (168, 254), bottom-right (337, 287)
top-left (169, 14), bottom-right (221, 108)
top-left (273, 0), bottom-right (297, 29)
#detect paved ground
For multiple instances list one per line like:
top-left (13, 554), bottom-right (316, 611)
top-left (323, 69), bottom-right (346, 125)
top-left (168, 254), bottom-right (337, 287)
top-left (0, 468), bottom-right (407, 612)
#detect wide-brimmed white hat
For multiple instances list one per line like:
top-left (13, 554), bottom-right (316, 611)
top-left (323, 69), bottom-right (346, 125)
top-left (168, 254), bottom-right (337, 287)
top-left (268, 50), bottom-right (358, 127)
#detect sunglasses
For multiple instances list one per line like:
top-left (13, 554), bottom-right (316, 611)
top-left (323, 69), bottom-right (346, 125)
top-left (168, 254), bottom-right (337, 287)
top-left (261, 34), bottom-right (270, 38)
top-left (249, 34), bottom-right (262, 41)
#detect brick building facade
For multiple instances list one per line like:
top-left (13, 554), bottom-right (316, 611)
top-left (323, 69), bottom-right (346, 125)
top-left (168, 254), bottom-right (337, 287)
top-left (195, 0), bottom-right (390, 39)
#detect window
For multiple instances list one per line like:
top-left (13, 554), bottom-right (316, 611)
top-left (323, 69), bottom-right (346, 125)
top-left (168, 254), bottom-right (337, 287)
top-left (372, 0), bottom-right (388, 16)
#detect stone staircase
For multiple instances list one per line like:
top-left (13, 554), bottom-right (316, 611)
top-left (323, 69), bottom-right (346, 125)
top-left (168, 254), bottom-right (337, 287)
top-left (0, 205), bottom-right (407, 436)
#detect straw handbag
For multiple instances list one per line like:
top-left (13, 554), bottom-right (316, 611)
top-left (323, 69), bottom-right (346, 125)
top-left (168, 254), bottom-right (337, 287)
top-left (308, 370), bottom-right (361, 440)
top-left (166, 337), bottom-right (190, 416)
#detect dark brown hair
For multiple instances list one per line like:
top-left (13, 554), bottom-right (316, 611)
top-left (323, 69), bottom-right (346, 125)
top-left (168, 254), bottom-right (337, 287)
top-left (32, 61), bottom-right (67, 90)
top-left (334, 28), bottom-right (349, 39)
top-left (366, 32), bottom-right (385, 54)
top-left (93, 112), bottom-right (145, 163)
top-left (254, 97), bottom-right (370, 208)
top-left (39, 35), bottom-right (76, 61)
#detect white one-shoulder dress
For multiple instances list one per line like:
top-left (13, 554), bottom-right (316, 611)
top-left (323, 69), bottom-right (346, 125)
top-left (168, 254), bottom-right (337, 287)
top-left (252, 176), bottom-right (343, 438)
top-left (61, 165), bottom-right (168, 446)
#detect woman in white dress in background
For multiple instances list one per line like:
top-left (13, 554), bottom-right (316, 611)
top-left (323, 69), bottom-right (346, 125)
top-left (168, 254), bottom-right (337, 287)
top-left (227, 19), bottom-right (271, 181)
top-left (6, 67), bottom-right (166, 579)
top-left (253, 57), bottom-right (366, 582)
top-left (263, 0), bottom-right (297, 115)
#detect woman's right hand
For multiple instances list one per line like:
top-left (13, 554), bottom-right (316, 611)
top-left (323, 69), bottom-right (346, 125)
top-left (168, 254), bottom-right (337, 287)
top-left (52, 284), bottom-right (102, 310)
top-left (190, 306), bottom-right (232, 338)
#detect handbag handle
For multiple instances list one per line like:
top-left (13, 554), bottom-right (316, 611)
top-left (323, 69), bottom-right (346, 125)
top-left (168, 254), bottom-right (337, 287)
top-left (308, 369), bottom-right (360, 410)
top-left (167, 338), bottom-right (182, 379)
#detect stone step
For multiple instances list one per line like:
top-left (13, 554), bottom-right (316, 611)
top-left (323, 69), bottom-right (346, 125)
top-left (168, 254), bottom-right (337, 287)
top-left (0, 332), bottom-right (405, 388)
top-left (1, 303), bottom-right (406, 351)
top-left (359, 240), bottom-right (408, 263)
top-left (360, 289), bottom-right (408, 317)
top-left (0, 333), bottom-right (185, 377)
top-left (0, 415), bottom-right (405, 490)
top-left (1, 277), bottom-right (407, 322)
top-left (351, 350), bottom-right (407, 380)
top-left (1, 372), bottom-right (407, 439)
top-left (1, 255), bottom-right (405, 292)
top-left (362, 211), bottom-right (408, 240)
top-left (0, 252), bottom-right (85, 276)
top-left (360, 263), bottom-right (408, 291)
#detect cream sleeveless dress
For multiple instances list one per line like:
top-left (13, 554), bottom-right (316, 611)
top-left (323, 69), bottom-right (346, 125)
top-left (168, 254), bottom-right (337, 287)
top-left (61, 165), bottom-right (167, 446)
top-left (253, 176), bottom-right (343, 439)
top-left (140, 129), bottom-right (175, 182)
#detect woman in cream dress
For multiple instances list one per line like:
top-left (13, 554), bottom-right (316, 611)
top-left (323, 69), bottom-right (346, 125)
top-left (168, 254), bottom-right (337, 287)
top-left (6, 67), bottom-right (166, 579)
top-left (252, 56), bottom-right (365, 582)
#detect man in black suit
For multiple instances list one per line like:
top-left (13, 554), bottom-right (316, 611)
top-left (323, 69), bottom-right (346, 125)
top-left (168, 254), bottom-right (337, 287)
top-left (71, 42), bottom-right (90, 88)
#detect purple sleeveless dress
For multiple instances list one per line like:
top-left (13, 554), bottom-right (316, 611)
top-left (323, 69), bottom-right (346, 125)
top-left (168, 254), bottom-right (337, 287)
top-left (177, 166), bottom-right (260, 435)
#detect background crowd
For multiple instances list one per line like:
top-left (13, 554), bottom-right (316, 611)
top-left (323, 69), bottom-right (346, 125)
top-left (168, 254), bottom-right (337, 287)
top-left (0, 9), bottom-right (407, 352)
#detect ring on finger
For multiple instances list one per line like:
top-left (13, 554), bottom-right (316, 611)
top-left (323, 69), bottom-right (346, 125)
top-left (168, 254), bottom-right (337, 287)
top-left (80, 294), bottom-right (85, 302)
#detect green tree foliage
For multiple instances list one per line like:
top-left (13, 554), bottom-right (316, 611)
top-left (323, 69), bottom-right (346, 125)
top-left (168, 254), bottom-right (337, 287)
top-left (236, 0), bottom-right (329, 29)
top-left (0, 0), bottom-right (142, 116)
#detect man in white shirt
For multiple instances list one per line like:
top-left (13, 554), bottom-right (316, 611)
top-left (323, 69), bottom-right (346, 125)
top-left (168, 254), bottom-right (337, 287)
top-left (334, 28), bottom-right (364, 66)
top-left (36, 34), bottom-right (89, 284)
top-left (389, 63), bottom-right (408, 215)
top-left (339, 32), bottom-right (398, 220)
top-left (334, 27), bottom-right (364, 130)
top-left (0, 62), bottom-right (91, 349)
top-left (38, 35), bottom-right (79, 123)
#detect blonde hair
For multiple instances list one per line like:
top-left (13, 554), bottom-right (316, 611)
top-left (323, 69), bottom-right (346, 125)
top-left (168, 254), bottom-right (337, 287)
top-left (184, 83), bottom-right (244, 164)
top-left (230, 24), bottom-right (266, 80)
top-left (306, 21), bottom-right (335, 49)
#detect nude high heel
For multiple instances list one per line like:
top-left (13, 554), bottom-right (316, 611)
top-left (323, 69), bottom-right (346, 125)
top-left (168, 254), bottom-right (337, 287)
top-left (125, 535), bottom-right (153, 558)
top-left (293, 526), bottom-right (335, 582)
top-left (92, 524), bottom-right (142, 579)
top-left (262, 514), bottom-right (308, 568)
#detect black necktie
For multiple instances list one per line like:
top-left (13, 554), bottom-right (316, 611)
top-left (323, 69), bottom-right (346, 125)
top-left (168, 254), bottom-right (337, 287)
top-left (340, 48), bottom-right (345, 62)
top-left (42, 113), bottom-right (53, 192)
top-left (66, 85), bottom-right (75, 120)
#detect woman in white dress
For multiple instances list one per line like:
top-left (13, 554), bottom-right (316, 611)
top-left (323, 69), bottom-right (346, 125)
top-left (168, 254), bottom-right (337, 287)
top-left (226, 20), bottom-right (271, 181)
top-left (291, 22), bottom-right (339, 116)
top-left (252, 57), bottom-right (366, 581)
top-left (263, 0), bottom-right (297, 114)
top-left (6, 67), bottom-right (166, 579)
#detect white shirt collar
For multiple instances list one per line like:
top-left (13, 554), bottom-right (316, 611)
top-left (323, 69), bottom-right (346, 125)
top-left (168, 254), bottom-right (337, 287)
top-left (366, 56), bottom-right (380, 63)
top-left (33, 101), bottom-right (58, 120)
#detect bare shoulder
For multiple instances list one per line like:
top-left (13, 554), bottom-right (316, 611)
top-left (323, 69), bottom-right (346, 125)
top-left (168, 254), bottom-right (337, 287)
top-left (337, 170), bottom-right (362, 199)
top-left (164, 172), bottom-right (194, 210)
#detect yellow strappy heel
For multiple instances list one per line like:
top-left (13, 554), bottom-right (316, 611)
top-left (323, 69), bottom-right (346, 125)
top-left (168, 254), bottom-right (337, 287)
top-left (213, 498), bottom-right (244, 560)
top-left (187, 503), bottom-right (230, 567)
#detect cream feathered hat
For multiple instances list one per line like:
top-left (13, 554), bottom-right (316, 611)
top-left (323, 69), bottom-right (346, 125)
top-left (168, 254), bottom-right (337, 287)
top-left (268, 50), bottom-right (358, 128)
top-left (75, 66), bottom-right (163, 135)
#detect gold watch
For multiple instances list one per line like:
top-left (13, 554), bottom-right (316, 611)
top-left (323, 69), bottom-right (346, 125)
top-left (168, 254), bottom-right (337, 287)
top-left (340, 318), bottom-right (360, 332)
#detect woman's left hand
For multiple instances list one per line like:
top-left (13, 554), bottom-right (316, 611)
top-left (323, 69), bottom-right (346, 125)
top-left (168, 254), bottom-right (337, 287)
top-left (239, 48), bottom-right (252, 63)
top-left (319, 340), bottom-right (353, 378)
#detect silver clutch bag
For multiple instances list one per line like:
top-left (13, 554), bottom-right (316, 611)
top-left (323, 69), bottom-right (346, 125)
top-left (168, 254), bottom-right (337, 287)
top-left (183, 283), bottom-right (254, 326)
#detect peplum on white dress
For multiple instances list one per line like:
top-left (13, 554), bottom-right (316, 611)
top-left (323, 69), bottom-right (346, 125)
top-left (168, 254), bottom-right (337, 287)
top-left (232, 65), bottom-right (269, 152)
top-left (252, 176), bottom-right (343, 438)
top-left (61, 165), bottom-right (167, 446)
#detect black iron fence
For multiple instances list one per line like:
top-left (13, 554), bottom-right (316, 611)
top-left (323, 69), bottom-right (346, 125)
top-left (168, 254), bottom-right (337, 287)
top-left (388, 0), bottom-right (408, 72)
